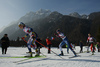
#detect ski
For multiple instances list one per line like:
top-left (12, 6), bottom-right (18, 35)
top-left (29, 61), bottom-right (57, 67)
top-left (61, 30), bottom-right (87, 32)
top-left (0, 56), bottom-right (26, 58)
top-left (0, 56), bottom-right (46, 58)
top-left (69, 55), bottom-right (81, 59)
top-left (0, 55), bottom-right (46, 59)
top-left (13, 55), bottom-right (46, 63)
top-left (57, 54), bottom-right (64, 56)
top-left (0, 55), bottom-right (46, 63)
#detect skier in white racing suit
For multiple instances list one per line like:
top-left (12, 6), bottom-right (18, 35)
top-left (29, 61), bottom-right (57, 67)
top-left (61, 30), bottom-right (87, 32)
top-left (18, 22), bottom-right (39, 57)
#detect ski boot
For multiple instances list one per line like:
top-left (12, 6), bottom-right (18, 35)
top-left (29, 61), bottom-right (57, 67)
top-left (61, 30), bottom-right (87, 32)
top-left (92, 52), bottom-right (94, 55)
top-left (73, 51), bottom-right (77, 57)
top-left (25, 52), bottom-right (32, 57)
top-left (92, 53), bottom-right (94, 55)
top-left (59, 51), bottom-right (64, 56)
top-left (35, 49), bottom-right (40, 57)
top-left (67, 52), bottom-right (69, 54)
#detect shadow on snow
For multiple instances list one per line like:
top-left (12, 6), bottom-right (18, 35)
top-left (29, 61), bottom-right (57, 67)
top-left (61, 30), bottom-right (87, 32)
top-left (17, 57), bottom-right (100, 65)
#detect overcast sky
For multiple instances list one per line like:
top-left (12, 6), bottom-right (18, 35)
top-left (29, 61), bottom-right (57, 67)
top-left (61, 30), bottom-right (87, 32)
top-left (0, 0), bottom-right (100, 29)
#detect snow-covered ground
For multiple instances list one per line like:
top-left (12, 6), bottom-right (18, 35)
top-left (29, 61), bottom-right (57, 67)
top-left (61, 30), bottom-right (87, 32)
top-left (0, 46), bottom-right (100, 67)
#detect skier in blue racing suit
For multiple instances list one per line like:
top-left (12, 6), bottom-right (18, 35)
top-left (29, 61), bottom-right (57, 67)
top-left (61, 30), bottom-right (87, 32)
top-left (55, 29), bottom-right (77, 56)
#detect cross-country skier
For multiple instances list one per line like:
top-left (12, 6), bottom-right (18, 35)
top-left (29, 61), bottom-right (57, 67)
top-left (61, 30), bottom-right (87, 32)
top-left (86, 33), bottom-right (96, 54)
top-left (18, 22), bottom-right (39, 57)
top-left (55, 29), bottom-right (77, 56)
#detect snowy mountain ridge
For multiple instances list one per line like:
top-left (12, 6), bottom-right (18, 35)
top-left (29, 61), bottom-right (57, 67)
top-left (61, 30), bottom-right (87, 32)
top-left (0, 9), bottom-right (100, 44)
top-left (19, 9), bottom-right (51, 23)
top-left (69, 12), bottom-right (88, 19)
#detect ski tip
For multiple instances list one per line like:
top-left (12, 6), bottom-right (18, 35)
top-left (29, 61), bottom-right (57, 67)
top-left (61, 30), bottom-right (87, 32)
top-left (57, 54), bottom-right (64, 56)
top-left (69, 55), bottom-right (81, 59)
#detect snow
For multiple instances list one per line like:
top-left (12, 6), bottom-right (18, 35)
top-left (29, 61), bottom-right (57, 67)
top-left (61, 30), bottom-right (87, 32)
top-left (0, 46), bottom-right (100, 67)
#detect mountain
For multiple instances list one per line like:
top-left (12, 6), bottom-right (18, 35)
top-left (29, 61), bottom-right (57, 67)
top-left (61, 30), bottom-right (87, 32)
top-left (69, 12), bottom-right (81, 18)
top-left (18, 9), bottom-right (51, 23)
top-left (34, 12), bottom-right (91, 44)
top-left (88, 11), bottom-right (100, 20)
top-left (0, 10), bottom-right (100, 46)
top-left (69, 12), bottom-right (88, 19)
top-left (0, 9), bottom-right (51, 39)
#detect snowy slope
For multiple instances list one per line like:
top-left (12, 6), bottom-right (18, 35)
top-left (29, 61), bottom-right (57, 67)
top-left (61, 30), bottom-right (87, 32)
top-left (0, 46), bottom-right (100, 67)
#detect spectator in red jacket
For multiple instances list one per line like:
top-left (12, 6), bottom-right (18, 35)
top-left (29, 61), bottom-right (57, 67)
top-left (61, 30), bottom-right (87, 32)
top-left (46, 37), bottom-right (52, 54)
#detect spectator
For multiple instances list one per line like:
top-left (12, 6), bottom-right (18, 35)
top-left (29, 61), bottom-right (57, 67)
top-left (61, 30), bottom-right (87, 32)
top-left (79, 41), bottom-right (83, 53)
top-left (46, 37), bottom-right (52, 54)
top-left (1, 34), bottom-right (10, 54)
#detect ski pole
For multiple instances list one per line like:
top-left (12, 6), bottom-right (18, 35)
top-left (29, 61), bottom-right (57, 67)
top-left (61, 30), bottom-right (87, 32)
top-left (22, 37), bottom-right (27, 43)
top-left (35, 40), bottom-right (65, 59)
